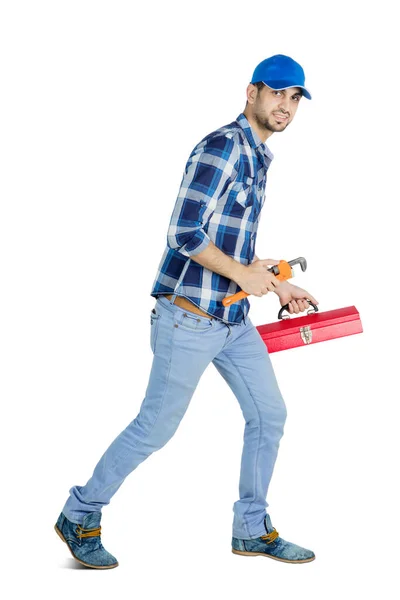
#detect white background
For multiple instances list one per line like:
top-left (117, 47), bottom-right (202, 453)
top-left (1, 0), bottom-right (399, 598)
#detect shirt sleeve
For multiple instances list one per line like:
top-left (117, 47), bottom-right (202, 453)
top-left (167, 133), bottom-right (239, 258)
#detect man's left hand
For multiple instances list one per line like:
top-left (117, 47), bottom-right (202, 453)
top-left (275, 281), bottom-right (319, 314)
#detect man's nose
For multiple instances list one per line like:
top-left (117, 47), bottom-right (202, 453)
top-left (278, 96), bottom-right (290, 113)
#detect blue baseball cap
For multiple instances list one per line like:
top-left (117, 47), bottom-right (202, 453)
top-left (250, 54), bottom-right (312, 100)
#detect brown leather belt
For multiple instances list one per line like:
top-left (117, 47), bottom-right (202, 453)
top-left (164, 294), bottom-right (214, 319)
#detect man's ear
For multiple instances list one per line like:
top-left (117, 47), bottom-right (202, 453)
top-left (246, 83), bottom-right (257, 106)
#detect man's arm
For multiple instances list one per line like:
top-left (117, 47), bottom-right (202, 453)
top-left (189, 239), bottom-right (246, 284)
top-left (167, 134), bottom-right (239, 258)
top-left (191, 241), bottom-right (281, 297)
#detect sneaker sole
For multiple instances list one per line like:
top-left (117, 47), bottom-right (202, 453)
top-left (232, 548), bottom-right (315, 563)
top-left (54, 524), bottom-right (119, 569)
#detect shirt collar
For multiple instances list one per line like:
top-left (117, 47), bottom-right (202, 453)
top-left (235, 112), bottom-right (274, 165)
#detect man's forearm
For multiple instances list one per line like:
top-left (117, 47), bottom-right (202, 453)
top-left (189, 240), bottom-right (246, 284)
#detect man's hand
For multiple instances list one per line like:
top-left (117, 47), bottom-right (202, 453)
top-left (236, 258), bottom-right (281, 297)
top-left (275, 281), bottom-right (319, 314)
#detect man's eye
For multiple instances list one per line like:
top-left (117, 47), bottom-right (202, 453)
top-left (273, 90), bottom-right (282, 96)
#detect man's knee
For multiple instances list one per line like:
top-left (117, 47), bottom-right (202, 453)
top-left (279, 396), bottom-right (288, 424)
top-left (146, 411), bottom-right (186, 451)
top-left (260, 394), bottom-right (287, 432)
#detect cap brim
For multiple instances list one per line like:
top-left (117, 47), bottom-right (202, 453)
top-left (261, 80), bottom-right (312, 100)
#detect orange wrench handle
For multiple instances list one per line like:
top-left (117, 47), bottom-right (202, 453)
top-left (222, 290), bottom-right (248, 307)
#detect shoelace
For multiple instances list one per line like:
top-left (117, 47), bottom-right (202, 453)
top-left (76, 524), bottom-right (102, 539)
top-left (260, 528), bottom-right (279, 544)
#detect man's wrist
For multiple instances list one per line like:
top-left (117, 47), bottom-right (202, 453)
top-left (274, 280), bottom-right (291, 295)
top-left (232, 261), bottom-right (247, 284)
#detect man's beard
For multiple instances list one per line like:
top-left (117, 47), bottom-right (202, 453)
top-left (254, 111), bottom-right (290, 133)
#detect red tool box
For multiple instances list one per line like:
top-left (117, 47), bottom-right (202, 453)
top-left (221, 255), bottom-right (363, 352)
top-left (256, 302), bottom-right (363, 353)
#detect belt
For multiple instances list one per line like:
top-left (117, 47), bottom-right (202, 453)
top-left (164, 294), bottom-right (214, 320)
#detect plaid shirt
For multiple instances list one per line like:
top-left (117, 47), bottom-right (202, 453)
top-left (150, 112), bottom-right (274, 324)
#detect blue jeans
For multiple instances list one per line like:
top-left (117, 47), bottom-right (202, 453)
top-left (62, 294), bottom-right (287, 539)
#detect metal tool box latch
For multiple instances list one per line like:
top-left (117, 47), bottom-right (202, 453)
top-left (300, 325), bottom-right (312, 344)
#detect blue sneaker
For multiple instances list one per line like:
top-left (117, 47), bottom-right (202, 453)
top-left (232, 514), bottom-right (315, 564)
top-left (54, 511), bottom-right (119, 569)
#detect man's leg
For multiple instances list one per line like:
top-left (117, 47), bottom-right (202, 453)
top-left (212, 316), bottom-right (287, 540)
top-left (62, 295), bottom-right (222, 524)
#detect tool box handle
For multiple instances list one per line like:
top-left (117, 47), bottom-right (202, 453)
top-left (278, 300), bottom-right (319, 320)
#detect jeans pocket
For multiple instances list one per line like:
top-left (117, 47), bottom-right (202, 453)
top-left (150, 308), bottom-right (161, 353)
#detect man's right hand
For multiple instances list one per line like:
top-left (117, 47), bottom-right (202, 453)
top-left (235, 259), bottom-right (281, 297)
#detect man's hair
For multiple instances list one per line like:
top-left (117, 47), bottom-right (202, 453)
top-left (252, 81), bottom-right (265, 92)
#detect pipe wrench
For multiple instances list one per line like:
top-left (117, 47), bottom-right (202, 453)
top-left (222, 257), bottom-right (307, 307)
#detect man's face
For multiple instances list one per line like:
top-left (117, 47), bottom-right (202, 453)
top-left (251, 84), bottom-right (302, 133)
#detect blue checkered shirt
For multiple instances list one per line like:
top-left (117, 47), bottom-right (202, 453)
top-left (150, 112), bottom-right (274, 324)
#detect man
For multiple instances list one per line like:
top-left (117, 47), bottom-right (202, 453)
top-left (55, 54), bottom-right (318, 568)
